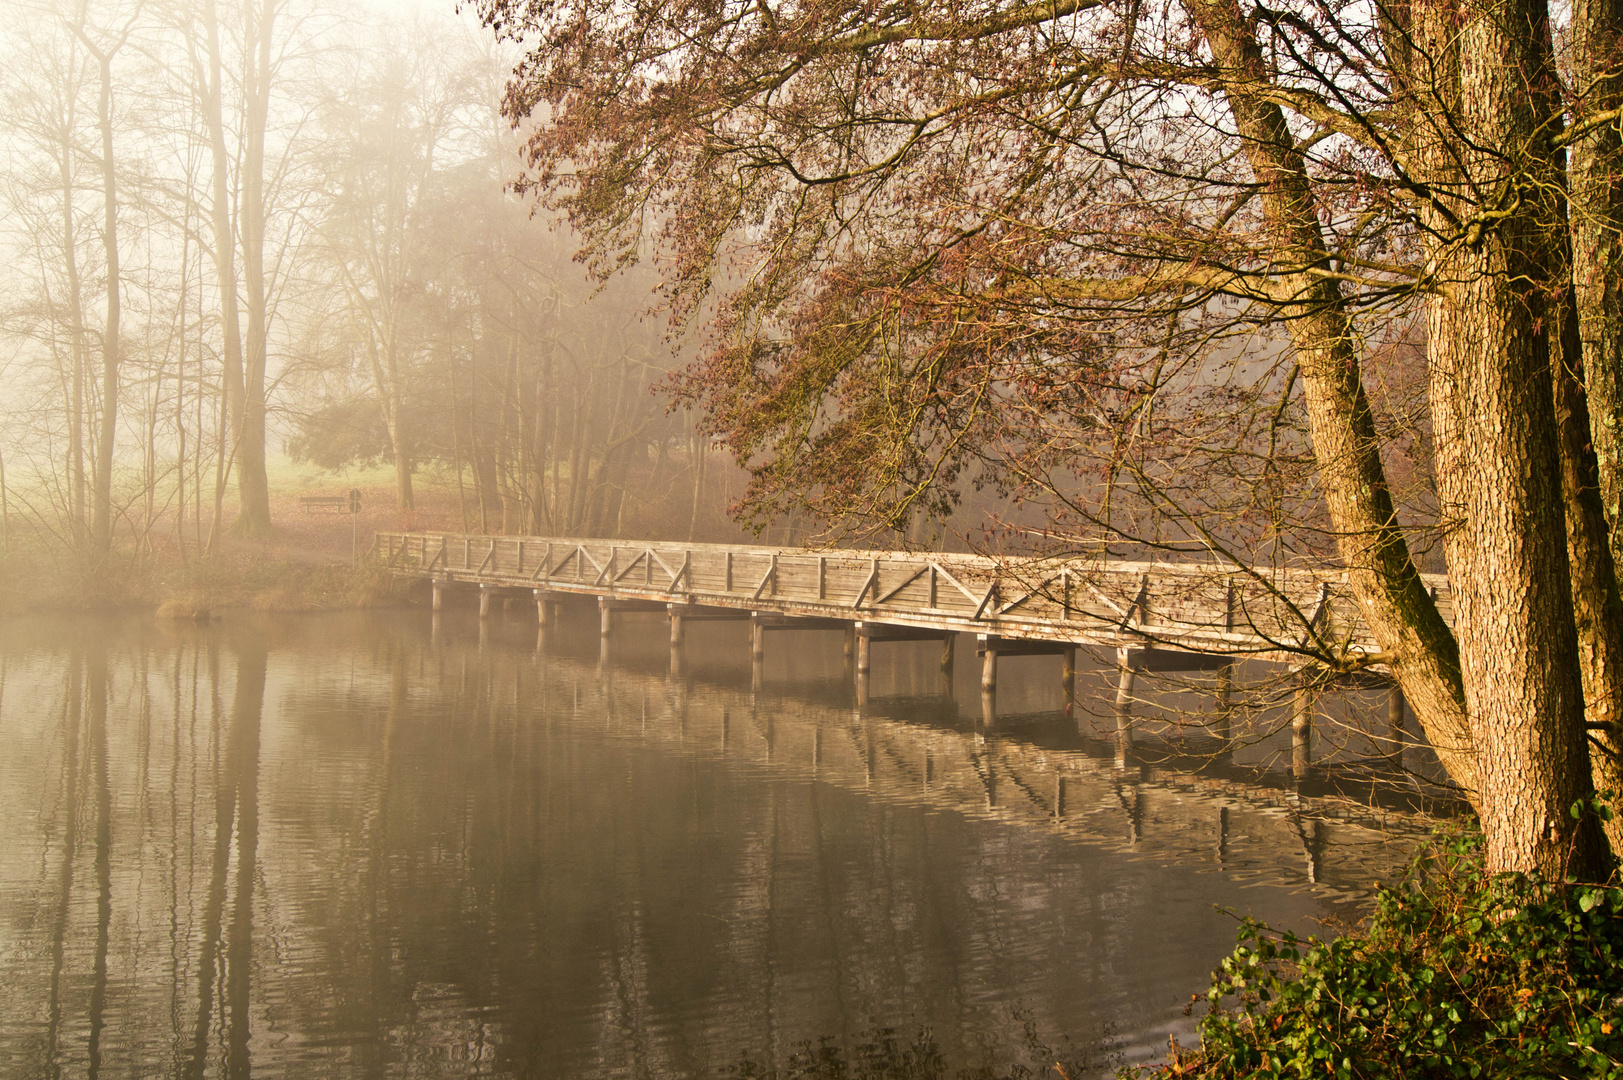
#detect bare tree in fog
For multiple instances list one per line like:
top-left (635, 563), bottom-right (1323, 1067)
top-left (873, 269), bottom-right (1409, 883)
top-left (289, 21), bottom-right (701, 538)
top-left (0, 0), bottom-right (742, 582)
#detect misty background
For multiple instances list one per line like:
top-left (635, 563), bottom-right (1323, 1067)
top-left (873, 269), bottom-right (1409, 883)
top-left (0, 0), bottom-right (774, 568)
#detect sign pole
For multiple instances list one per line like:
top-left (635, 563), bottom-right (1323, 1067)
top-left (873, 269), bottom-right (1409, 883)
top-left (349, 489), bottom-right (362, 567)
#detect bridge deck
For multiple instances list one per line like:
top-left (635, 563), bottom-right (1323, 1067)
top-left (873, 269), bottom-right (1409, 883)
top-left (377, 532), bottom-right (1451, 667)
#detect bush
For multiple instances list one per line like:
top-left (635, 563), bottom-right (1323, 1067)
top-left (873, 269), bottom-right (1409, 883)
top-left (1136, 825), bottom-right (1623, 1079)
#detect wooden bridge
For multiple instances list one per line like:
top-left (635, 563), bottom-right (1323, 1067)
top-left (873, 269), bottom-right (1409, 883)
top-left (378, 532), bottom-right (1438, 774)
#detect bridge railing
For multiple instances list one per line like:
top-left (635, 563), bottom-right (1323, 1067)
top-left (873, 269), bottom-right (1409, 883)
top-left (375, 531), bottom-right (1451, 660)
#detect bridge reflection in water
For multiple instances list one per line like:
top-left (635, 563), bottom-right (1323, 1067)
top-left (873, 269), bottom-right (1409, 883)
top-left (0, 611), bottom-right (1437, 1079)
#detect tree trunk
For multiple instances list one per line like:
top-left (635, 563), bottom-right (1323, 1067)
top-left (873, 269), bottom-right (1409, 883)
top-left (233, 0), bottom-right (276, 537)
top-left (54, 77), bottom-right (88, 549)
top-left (1552, 296), bottom-right (1623, 851)
top-left (1193, 0), bottom-right (1607, 876)
top-left (1410, 0), bottom-right (1607, 877)
top-left (200, 0), bottom-right (246, 537)
top-left (1567, 0), bottom-right (1623, 835)
top-left (372, 334), bottom-right (414, 514)
top-left (1570, 0), bottom-right (1623, 575)
top-left (89, 48), bottom-right (120, 557)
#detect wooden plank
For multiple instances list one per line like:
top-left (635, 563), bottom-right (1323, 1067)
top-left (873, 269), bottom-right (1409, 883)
top-left (851, 560), bottom-right (880, 609)
top-left (973, 581), bottom-right (998, 620)
top-left (874, 564), bottom-right (929, 605)
top-left (930, 561), bottom-right (981, 605)
top-left (368, 530), bottom-right (1439, 667)
top-left (752, 552), bottom-right (778, 600)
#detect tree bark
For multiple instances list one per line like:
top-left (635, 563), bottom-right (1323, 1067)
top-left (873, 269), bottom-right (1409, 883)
top-left (1193, 0), bottom-right (1607, 876)
top-left (1409, 0), bottom-right (1607, 877)
top-left (1187, 0), bottom-right (1475, 783)
top-left (233, 0), bottom-right (277, 537)
top-left (52, 68), bottom-right (89, 548)
top-left (1570, 0), bottom-right (1623, 576)
top-left (1566, 0), bottom-right (1623, 834)
top-left (1552, 295), bottom-right (1623, 851)
top-left (199, 0), bottom-right (246, 539)
top-left (88, 46), bottom-right (120, 557)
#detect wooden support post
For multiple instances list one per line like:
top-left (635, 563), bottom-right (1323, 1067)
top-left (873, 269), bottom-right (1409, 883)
top-left (533, 589), bottom-right (551, 626)
top-left (599, 596), bottom-right (614, 637)
top-left (1215, 660), bottom-right (1234, 754)
top-left (855, 625), bottom-right (872, 708)
top-left (1114, 647), bottom-right (1135, 711)
top-left (1114, 646), bottom-right (1135, 755)
top-left (751, 618), bottom-right (766, 693)
top-left (432, 579), bottom-right (445, 612)
top-left (669, 606), bottom-right (685, 647)
top-left (981, 688), bottom-right (997, 729)
top-left (980, 636), bottom-right (997, 693)
top-left (1387, 684), bottom-right (1405, 766)
top-left (1293, 672), bottom-right (1315, 780)
top-left (479, 584), bottom-right (494, 619)
top-left (940, 633), bottom-right (956, 696)
top-left (1061, 646), bottom-right (1077, 707)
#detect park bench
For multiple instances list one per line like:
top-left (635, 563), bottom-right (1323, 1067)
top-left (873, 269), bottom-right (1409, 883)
top-left (300, 492), bottom-right (361, 514)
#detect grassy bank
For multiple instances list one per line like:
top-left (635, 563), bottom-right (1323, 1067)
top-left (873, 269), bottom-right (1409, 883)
top-left (0, 536), bottom-right (414, 616)
top-left (1133, 824), bottom-right (1623, 1080)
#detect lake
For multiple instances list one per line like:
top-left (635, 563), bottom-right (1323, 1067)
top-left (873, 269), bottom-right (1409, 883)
top-left (0, 605), bottom-right (1433, 1078)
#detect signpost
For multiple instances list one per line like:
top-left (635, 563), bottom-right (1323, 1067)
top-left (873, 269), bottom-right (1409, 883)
top-left (349, 489), bottom-right (362, 566)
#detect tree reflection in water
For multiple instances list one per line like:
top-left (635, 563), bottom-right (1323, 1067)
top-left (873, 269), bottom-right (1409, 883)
top-left (0, 612), bottom-right (1434, 1078)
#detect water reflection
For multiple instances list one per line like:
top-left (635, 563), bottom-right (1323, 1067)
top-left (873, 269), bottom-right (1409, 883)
top-left (0, 612), bottom-right (1433, 1078)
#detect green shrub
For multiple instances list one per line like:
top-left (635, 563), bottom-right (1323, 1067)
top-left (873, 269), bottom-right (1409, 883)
top-left (1137, 826), bottom-right (1623, 1079)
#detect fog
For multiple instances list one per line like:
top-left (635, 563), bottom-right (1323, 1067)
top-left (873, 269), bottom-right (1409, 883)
top-left (0, 0), bottom-right (746, 561)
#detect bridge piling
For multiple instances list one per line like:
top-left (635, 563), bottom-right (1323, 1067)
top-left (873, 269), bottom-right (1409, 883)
top-left (1293, 673), bottom-right (1316, 780)
top-left (1114, 646), bottom-right (1135, 758)
top-left (479, 584), bottom-right (495, 619)
top-left (599, 596), bottom-right (614, 637)
top-left (534, 589), bottom-right (552, 626)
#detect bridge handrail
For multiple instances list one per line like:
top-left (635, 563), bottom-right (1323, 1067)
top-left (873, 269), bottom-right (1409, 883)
top-left (375, 531), bottom-right (1450, 661)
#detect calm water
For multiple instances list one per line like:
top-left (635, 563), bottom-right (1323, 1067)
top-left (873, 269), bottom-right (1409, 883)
top-left (0, 606), bottom-right (1432, 1078)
